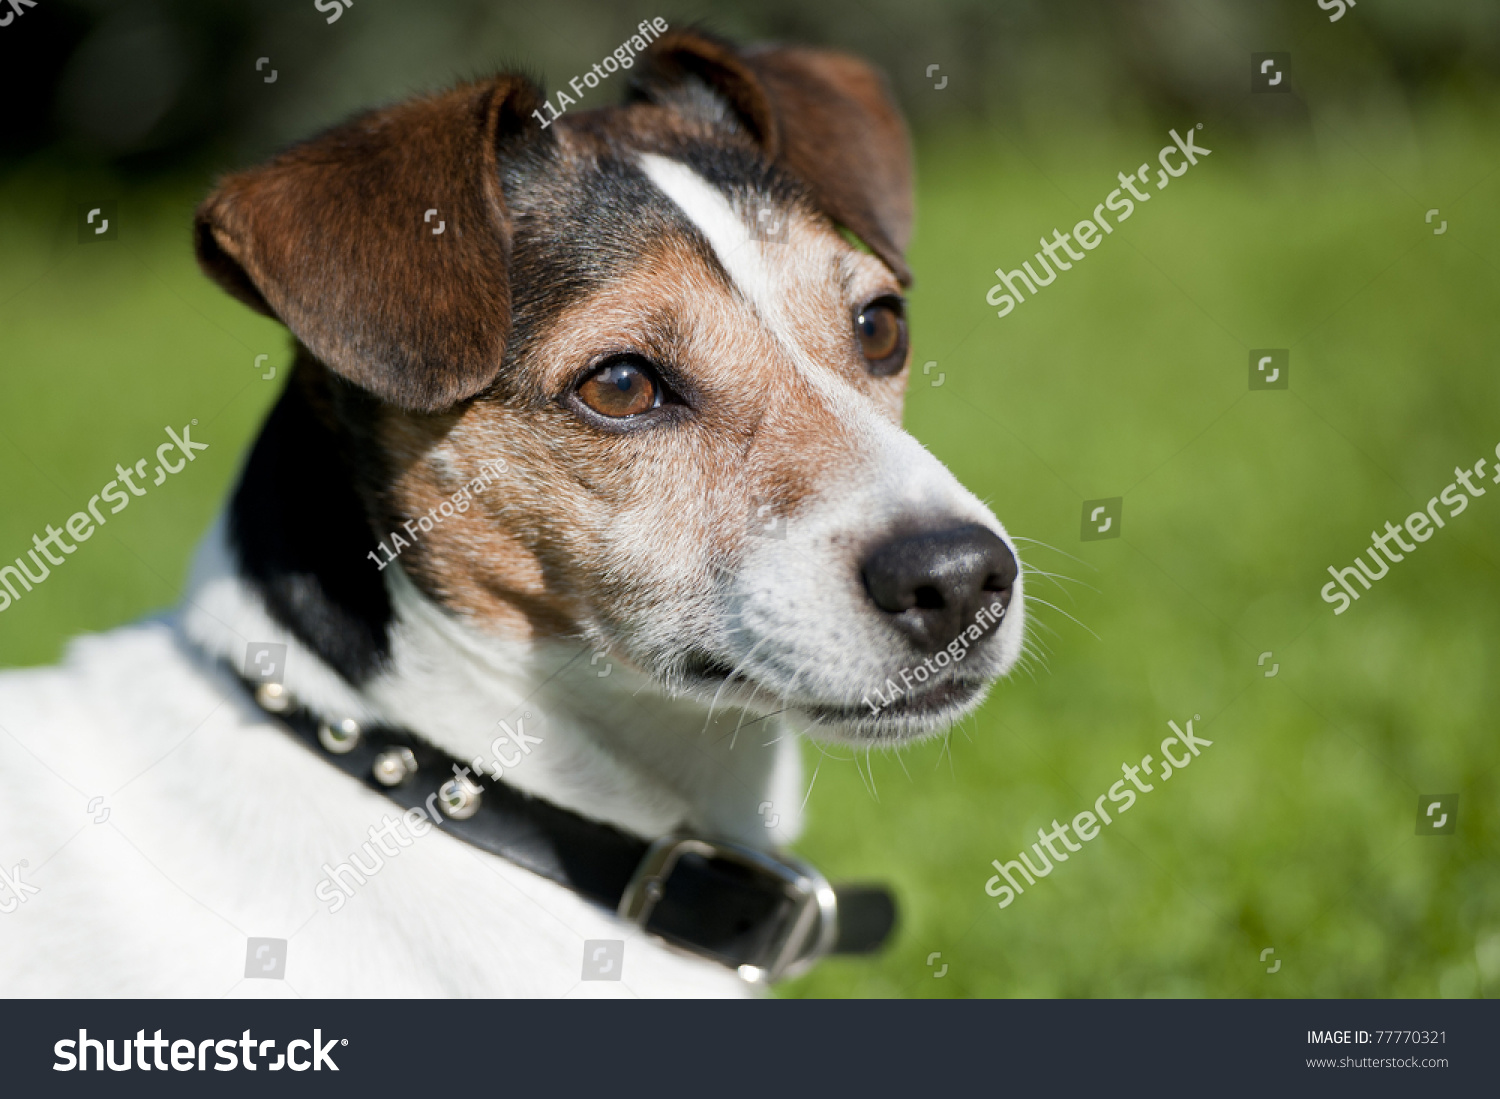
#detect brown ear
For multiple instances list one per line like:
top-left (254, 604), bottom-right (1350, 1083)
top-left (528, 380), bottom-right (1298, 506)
top-left (195, 76), bottom-right (542, 412)
top-left (631, 32), bottom-right (914, 285)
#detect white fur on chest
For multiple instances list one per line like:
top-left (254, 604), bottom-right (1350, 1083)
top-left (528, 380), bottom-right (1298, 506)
top-left (181, 516), bottom-right (806, 848)
top-left (0, 619), bottom-right (749, 997)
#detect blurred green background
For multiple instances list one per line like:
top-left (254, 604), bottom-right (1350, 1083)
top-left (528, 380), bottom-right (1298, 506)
top-left (2, 0), bottom-right (1498, 998)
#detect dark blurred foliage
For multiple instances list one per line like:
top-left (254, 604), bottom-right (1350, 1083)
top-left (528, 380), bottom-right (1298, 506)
top-left (1, 0), bottom-right (1497, 175)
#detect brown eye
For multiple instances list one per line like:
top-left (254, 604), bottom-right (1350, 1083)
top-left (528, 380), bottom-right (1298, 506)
top-left (856, 299), bottom-right (908, 376)
top-left (576, 358), bottom-right (661, 418)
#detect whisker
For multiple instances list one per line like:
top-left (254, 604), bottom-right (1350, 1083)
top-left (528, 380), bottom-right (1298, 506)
top-left (1017, 647), bottom-right (1049, 677)
top-left (734, 705), bottom-right (788, 733)
top-left (723, 649), bottom-right (816, 750)
top-left (852, 747), bottom-right (877, 800)
top-left (1025, 595), bottom-right (1101, 641)
top-left (1020, 630), bottom-right (1054, 659)
top-left (700, 635), bottom-right (772, 737)
top-left (1024, 613), bottom-right (1065, 643)
top-left (1019, 565), bottom-right (1096, 601)
top-left (1010, 536), bottom-right (1098, 573)
top-left (722, 652), bottom-right (815, 750)
top-left (800, 746), bottom-right (827, 812)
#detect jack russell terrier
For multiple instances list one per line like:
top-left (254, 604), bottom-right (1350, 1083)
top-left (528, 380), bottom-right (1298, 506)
top-left (0, 30), bottom-right (1024, 996)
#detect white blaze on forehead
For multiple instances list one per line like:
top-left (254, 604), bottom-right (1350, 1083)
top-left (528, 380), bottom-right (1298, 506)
top-left (637, 153), bottom-right (854, 407)
top-left (636, 152), bottom-right (995, 529)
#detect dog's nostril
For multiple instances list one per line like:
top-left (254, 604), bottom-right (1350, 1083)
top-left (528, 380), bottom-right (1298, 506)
top-left (913, 585), bottom-right (945, 611)
top-left (861, 523), bottom-right (1017, 653)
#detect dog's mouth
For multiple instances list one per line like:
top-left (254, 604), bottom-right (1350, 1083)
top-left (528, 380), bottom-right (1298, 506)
top-left (797, 676), bottom-right (990, 729)
top-left (681, 653), bottom-right (749, 686)
top-left (677, 651), bottom-right (991, 738)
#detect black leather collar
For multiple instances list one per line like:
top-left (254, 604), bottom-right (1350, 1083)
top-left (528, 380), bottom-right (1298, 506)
top-left (232, 668), bottom-right (896, 981)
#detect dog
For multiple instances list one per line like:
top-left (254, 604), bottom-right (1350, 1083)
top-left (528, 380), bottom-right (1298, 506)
top-left (0, 30), bottom-right (1024, 997)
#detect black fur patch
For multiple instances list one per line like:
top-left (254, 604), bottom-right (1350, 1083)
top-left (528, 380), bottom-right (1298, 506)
top-left (228, 360), bottom-right (393, 685)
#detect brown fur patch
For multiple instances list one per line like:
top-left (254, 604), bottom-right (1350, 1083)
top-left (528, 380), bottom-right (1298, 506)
top-left (195, 76), bottom-right (543, 413)
top-left (379, 209), bottom-right (907, 658)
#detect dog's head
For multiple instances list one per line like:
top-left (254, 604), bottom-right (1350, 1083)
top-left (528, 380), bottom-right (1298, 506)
top-left (195, 31), bottom-right (1024, 744)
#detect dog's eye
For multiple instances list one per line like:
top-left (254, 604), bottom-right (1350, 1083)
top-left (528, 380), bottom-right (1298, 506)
top-left (855, 299), bottom-right (908, 376)
top-left (576, 358), bottom-right (662, 418)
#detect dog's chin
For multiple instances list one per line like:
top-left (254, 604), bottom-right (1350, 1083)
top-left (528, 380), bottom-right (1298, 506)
top-left (791, 676), bottom-right (996, 744)
top-left (670, 652), bottom-right (999, 745)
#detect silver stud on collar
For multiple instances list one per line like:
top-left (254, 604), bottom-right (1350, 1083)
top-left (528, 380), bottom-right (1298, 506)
top-left (255, 682), bottom-right (293, 714)
top-left (318, 718), bottom-right (361, 754)
top-left (438, 775), bottom-right (484, 820)
top-left (372, 747), bottom-right (418, 787)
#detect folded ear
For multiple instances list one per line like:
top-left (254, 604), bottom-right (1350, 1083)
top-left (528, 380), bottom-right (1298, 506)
top-left (630, 32), bottom-right (914, 285)
top-left (195, 75), bottom-right (542, 412)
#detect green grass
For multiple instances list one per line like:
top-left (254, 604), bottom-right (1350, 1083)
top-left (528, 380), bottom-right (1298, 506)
top-left (3, 107), bottom-right (1499, 998)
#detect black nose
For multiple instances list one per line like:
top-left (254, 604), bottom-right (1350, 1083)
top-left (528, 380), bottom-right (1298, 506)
top-left (860, 523), bottom-right (1018, 652)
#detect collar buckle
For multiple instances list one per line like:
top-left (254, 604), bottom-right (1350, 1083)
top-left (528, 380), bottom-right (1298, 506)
top-left (618, 834), bottom-right (839, 982)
